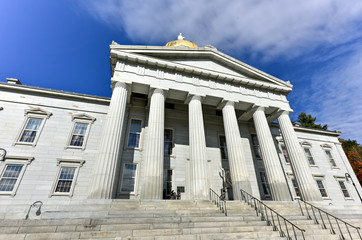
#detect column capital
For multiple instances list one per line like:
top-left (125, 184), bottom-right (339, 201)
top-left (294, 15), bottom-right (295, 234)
top-left (218, 99), bottom-right (236, 109)
top-left (111, 81), bottom-right (131, 91)
top-left (149, 87), bottom-right (168, 98)
top-left (184, 93), bottom-right (205, 104)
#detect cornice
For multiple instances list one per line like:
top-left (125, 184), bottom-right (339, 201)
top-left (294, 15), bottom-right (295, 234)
top-left (0, 82), bottom-right (110, 104)
top-left (110, 49), bottom-right (292, 94)
top-left (111, 45), bottom-right (292, 89)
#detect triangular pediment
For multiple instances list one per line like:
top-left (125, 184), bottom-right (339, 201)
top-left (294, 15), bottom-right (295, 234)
top-left (24, 108), bottom-right (52, 118)
top-left (110, 44), bottom-right (293, 93)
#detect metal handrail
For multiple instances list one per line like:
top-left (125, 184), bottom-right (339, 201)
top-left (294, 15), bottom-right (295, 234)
top-left (298, 199), bottom-right (361, 240)
top-left (209, 188), bottom-right (227, 216)
top-left (240, 189), bottom-right (305, 240)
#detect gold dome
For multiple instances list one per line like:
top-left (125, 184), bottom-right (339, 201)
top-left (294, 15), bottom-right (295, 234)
top-left (165, 33), bottom-right (198, 48)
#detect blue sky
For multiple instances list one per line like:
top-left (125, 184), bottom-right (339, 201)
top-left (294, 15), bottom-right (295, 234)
top-left (1, 0), bottom-right (361, 143)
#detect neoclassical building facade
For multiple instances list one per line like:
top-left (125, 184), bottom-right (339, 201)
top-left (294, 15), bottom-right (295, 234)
top-left (0, 36), bottom-right (361, 212)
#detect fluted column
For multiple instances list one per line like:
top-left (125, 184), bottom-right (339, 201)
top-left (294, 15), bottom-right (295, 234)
top-left (253, 107), bottom-right (291, 201)
top-left (222, 101), bottom-right (251, 199)
top-left (140, 88), bottom-right (166, 199)
top-left (278, 111), bottom-right (322, 201)
top-left (89, 81), bottom-right (129, 199)
top-left (188, 95), bottom-right (209, 200)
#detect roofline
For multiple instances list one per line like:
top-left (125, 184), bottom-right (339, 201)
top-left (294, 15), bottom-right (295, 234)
top-left (110, 49), bottom-right (293, 93)
top-left (110, 43), bottom-right (293, 89)
top-left (0, 82), bottom-right (110, 104)
top-left (293, 126), bottom-right (341, 136)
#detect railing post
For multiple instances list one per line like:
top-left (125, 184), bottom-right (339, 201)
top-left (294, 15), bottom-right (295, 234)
top-left (298, 199), bottom-right (304, 216)
top-left (318, 210), bottom-right (326, 229)
top-left (326, 214), bottom-right (335, 234)
top-left (310, 206), bottom-right (319, 224)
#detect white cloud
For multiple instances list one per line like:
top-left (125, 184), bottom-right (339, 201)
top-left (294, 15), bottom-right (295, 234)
top-left (79, 0), bottom-right (362, 142)
top-left (304, 48), bottom-right (362, 143)
top-left (79, 0), bottom-right (362, 58)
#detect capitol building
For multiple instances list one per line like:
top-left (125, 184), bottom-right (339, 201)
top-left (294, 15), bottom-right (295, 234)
top-left (0, 34), bottom-right (361, 230)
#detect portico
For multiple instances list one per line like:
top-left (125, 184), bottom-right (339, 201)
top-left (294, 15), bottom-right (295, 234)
top-left (88, 36), bottom-right (322, 202)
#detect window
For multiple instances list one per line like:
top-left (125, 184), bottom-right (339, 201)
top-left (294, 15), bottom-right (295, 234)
top-left (0, 165), bottom-right (23, 192)
top-left (19, 118), bottom-right (42, 143)
top-left (218, 135), bottom-right (229, 170)
top-left (16, 108), bottom-right (52, 146)
top-left (325, 150), bottom-right (337, 167)
top-left (291, 178), bottom-right (301, 197)
top-left (55, 167), bottom-right (76, 193)
top-left (127, 119), bottom-right (142, 148)
top-left (164, 129), bottom-right (174, 156)
top-left (259, 172), bottom-right (270, 196)
top-left (315, 179), bottom-right (328, 198)
top-left (338, 180), bottom-right (350, 198)
top-left (251, 134), bottom-right (262, 160)
top-left (120, 163), bottom-right (137, 193)
top-left (0, 155), bottom-right (34, 196)
top-left (303, 148), bottom-right (315, 165)
top-left (67, 113), bottom-right (96, 150)
top-left (281, 144), bottom-right (290, 163)
top-left (51, 158), bottom-right (84, 197)
top-left (69, 123), bottom-right (88, 147)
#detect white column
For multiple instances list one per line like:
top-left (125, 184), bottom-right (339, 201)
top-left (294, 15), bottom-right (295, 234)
top-left (278, 111), bottom-right (322, 201)
top-left (89, 81), bottom-right (129, 199)
top-left (140, 88), bottom-right (166, 199)
top-left (252, 107), bottom-right (291, 201)
top-left (222, 101), bottom-right (251, 199)
top-left (188, 95), bottom-right (209, 200)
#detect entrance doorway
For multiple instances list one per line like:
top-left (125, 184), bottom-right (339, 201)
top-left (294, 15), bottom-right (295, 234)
top-left (163, 169), bottom-right (173, 199)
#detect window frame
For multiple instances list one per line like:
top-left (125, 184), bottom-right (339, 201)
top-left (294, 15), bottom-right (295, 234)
top-left (119, 163), bottom-right (138, 194)
top-left (300, 141), bottom-right (317, 167)
top-left (164, 128), bottom-right (175, 157)
top-left (259, 171), bottom-right (271, 197)
top-left (50, 158), bottom-right (85, 197)
top-left (0, 155), bottom-right (34, 197)
top-left (280, 143), bottom-right (291, 164)
top-left (15, 108), bottom-right (52, 147)
top-left (218, 134), bottom-right (230, 170)
top-left (66, 113), bottom-right (96, 150)
top-left (126, 118), bottom-right (143, 149)
top-left (321, 144), bottom-right (337, 168)
top-left (334, 176), bottom-right (352, 199)
top-left (314, 176), bottom-right (329, 199)
top-left (251, 134), bottom-right (262, 161)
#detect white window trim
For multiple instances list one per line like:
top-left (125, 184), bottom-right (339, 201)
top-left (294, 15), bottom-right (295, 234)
top-left (50, 158), bottom-right (85, 197)
top-left (300, 141), bottom-right (317, 167)
top-left (313, 175), bottom-right (330, 199)
top-left (334, 176), bottom-right (352, 200)
top-left (279, 143), bottom-right (291, 165)
top-left (66, 113), bottom-right (96, 150)
top-left (119, 163), bottom-right (138, 194)
top-left (164, 128), bottom-right (175, 158)
top-left (0, 155), bottom-right (34, 197)
top-left (286, 173), bottom-right (300, 200)
top-left (15, 108), bottom-right (52, 147)
top-left (321, 144), bottom-right (338, 169)
top-left (251, 134), bottom-right (262, 161)
top-left (125, 118), bottom-right (144, 150)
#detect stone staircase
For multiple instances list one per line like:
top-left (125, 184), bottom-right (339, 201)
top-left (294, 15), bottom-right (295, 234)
top-left (263, 201), bottom-right (362, 240)
top-left (0, 200), bottom-right (360, 240)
